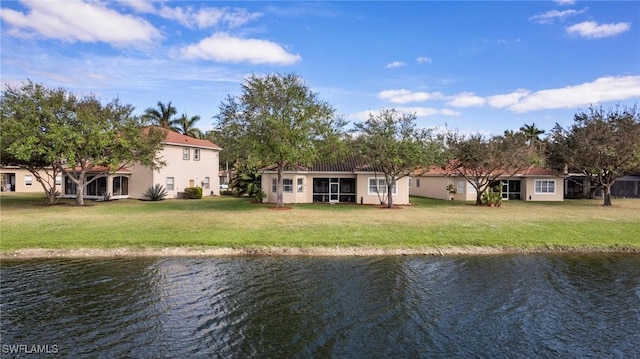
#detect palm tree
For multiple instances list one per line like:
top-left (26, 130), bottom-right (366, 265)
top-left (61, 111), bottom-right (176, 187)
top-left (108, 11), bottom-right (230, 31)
top-left (175, 113), bottom-right (203, 138)
top-left (143, 101), bottom-right (178, 130)
top-left (519, 123), bottom-right (545, 144)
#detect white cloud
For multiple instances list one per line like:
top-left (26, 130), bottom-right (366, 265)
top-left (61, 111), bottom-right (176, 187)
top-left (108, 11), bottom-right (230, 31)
top-left (529, 8), bottom-right (588, 24)
top-left (446, 92), bottom-right (487, 107)
top-left (566, 21), bottom-right (631, 39)
top-left (116, 0), bottom-right (156, 13)
top-left (507, 76), bottom-right (640, 112)
top-left (349, 107), bottom-right (459, 121)
top-left (416, 56), bottom-right (432, 64)
top-left (158, 5), bottom-right (261, 29)
top-left (554, 0), bottom-right (576, 6)
top-left (179, 32), bottom-right (301, 65)
top-left (385, 61), bottom-right (406, 69)
top-left (487, 89), bottom-right (530, 109)
top-left (378, 89), bottom-right (444, 104)
top-left (0, 0), bottom-right (160, 46)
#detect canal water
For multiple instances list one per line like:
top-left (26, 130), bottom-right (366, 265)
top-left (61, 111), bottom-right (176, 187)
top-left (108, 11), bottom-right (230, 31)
top-left (1, 254), bottom-right (639, 358)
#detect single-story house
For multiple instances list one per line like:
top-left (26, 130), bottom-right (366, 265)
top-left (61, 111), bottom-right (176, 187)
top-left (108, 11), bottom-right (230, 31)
top-left (410, 167), bottom-right (566, 202)
top-left (566, 174), bottom-right (640, 199)
top-left (1, 166), bottom-right (60, 193)
top-left (1, 128), bottom-right (222, 200)
top-left (260, 159), bottom-right (410, 205)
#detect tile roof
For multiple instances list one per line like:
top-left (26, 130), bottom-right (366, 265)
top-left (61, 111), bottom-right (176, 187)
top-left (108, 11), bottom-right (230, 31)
top-left (159, 128), bottom-right (222, 150)
top-left (414, 165), bottom-right (564, 177)
top-left (262, 157), bottom-right (382, 173)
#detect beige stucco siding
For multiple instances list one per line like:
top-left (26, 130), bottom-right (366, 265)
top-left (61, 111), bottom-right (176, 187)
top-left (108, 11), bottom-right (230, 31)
top-left (357, 174), bottom-right (410, 205)
top-left (522, 177), bottom-right (564, 201)
top-left (1, 167), bottom-right (58, 193)
top-left (149, 144), bottom-right (219, 198)
top-left (261, 172), bottom-right (410, 205)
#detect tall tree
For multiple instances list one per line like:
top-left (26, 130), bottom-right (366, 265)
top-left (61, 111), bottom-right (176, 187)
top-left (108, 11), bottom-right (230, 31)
top-left (444, 131), bottom-right (534, 205)
top-left (352, 109), bottom-right (444, 208)
top-left (549, 105), bottom-right (640, 206)
top-left (215, 73), bottom-right (343, 208)
top-left (519, 123), bottom-right (545, 144)
top-left (1, 81), bottom-right (166, 206)
top-left (143, 101), bottom-right (178, 130)
top-left (175, 112), bottom-right (203, 138)
top-left (1, 81), bottom-right (70, 204)
top-left (57, 96), bottom-right (166, 205)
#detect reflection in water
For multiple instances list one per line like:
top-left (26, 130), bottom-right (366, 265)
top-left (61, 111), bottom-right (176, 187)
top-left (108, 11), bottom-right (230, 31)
top-left (1, 255), bottom-right (639, 358)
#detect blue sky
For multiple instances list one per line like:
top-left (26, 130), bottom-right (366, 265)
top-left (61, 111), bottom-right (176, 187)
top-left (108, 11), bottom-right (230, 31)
top-left (1, 0), bottom-right (639, 136)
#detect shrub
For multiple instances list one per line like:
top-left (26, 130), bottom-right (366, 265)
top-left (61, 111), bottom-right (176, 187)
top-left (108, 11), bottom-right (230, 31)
top-left (183, 187), bottom-right (203, 199)
top-left (253, 188), bottom-right (266, 203)
top-left (144, 184), bottom-right (168, 201)
top-left (221, 190), bottom-right (235, 196)
top-left (481, 185), bottom-right (502, 207)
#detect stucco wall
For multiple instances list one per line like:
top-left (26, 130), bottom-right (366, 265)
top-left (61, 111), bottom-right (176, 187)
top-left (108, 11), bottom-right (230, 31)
top-left (522, 177), bottom-right (564, 201)
top-left (261, 172), bottom-right (410, 205)
top-left (1, 167), bottom-right (57, 193)
top-left (151, 144), bottom-right (220, 198)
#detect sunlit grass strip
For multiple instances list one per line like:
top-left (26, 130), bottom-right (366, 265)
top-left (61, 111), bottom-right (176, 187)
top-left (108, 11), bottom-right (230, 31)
top-left (1, 193), bottom-right (639, 252)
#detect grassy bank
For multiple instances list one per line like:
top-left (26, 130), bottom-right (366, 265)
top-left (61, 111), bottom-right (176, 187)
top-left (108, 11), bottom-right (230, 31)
top-left (1, 193), bottom-right (639, 255)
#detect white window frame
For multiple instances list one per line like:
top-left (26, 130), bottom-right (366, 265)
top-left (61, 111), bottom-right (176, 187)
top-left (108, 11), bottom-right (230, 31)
top-left (457, 180), bottom-right (466, 194)
top-left (25, 175), bottom-right (33, 186)
top-left (183, 147), bottom-right (190, 160)
top-left (368, 177), bottom-right (396, 195)
top-left (297, 178), bottom-right (304, 193)
top-left (534, 180), bottom-right (556, 194)
top-left (55, 175), bottom-right (62, 186)
top-left (194, 148), bottom-right (200, 161)
top-left (166, 177), bottom-right (174, 191)
top-left (272, 178), bottom-right (293, 193)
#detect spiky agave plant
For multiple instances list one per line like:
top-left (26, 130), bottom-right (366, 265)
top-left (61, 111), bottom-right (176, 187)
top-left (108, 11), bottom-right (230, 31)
top-left (144, 184), bottom-right (169, 201)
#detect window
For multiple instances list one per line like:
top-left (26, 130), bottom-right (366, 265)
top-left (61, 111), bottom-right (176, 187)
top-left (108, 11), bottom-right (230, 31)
top-left (203, 177), bottom-right (210, 189)
top-left (416, 179), bottom-right (421, 188)
top-left (166, 177), bottom-right (174, 191)
top-left (297, 178), bottom-right (304, 193)
top-left (283, 179), bottom-right (293, 193)
top-left (194, 148), bottom-right (200, 161)
top-left (86, 176), bottom-right (107, 196)
top-left (272, 178), bottom-right (293, 193)
top-left (55, 175), bottom-right (62, 186)
top-left (457, 180), bottom-right (466, 194)
top-left (535, 180), bottom-right (555, 194)
top-left (64, 177), bottom-right (76, 195)
top-left (183, 147), bottom-right (190, 160)
top-left (368, 178), bottom-right (396, 195)
top-left (25, 175), bottom-right (32, 186)
top-left (112, 176), bottom-right (129, 196)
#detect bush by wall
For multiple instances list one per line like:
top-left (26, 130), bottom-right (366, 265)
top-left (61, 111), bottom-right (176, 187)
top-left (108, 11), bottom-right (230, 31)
top-left (183, 187), bottom-right (203, 199)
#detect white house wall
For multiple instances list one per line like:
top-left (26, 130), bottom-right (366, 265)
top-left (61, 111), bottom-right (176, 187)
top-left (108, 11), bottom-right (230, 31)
top-left (150, 144), bottom-right (220, 199)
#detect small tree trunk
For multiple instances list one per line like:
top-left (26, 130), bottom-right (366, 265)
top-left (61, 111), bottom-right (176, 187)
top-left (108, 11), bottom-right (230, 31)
top-left (602, 185), bottom-right (612, 207)
top-left (387, 181), bottom-right (394, 208)
top-left (75, 184), bottom-right (85, 206)
top-left (46, 188), bottom-right (57, 205)
top-left (276, 165), bottom-right (284, 208)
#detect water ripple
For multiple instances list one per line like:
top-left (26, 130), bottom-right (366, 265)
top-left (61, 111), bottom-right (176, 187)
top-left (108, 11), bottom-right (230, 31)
top-left (1, 255), bottom-right (639, 358)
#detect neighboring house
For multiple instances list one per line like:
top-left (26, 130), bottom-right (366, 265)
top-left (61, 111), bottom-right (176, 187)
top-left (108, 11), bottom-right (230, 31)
top-left (1, 166), bottom-right (60, 193)
top-left (1, 129), bottom-right (222, 200)
top-left (260, 158), bottom-right (410, 205)
top-left (411, 167), bottom-right (565, 202)
top-left (566, 174), bottom-right (640, 199)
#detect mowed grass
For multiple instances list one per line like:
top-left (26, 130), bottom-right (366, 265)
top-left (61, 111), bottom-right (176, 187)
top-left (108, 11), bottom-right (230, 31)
top-left (1, 192), bottom-right (639, 252)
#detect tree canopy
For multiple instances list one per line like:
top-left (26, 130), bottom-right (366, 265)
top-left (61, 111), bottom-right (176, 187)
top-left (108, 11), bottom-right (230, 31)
top-left (215, 73), bottom-right (344, 207)
top-left (352, 109), bottom-right (444, 208)
top-left (548, 105), bottom-right (640, 206)
top-left (1, 81), bottom-right (166, 205)
top-left (444, 131), bottom-right (535, 205)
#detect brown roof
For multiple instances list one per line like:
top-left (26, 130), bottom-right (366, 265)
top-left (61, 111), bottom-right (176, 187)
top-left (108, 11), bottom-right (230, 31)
top-left (160, 128), bottom-right (221, 150)
top-left (263, 157), bottom-right (381, 173)
top-left (414, 165), bottom-right (563, 177)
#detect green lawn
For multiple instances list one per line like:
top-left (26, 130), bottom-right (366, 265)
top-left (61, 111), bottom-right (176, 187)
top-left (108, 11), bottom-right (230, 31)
top-left (1, 193), bottom-right (639, 252)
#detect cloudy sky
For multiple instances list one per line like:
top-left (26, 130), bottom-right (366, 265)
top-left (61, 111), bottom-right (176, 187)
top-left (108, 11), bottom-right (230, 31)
top-left (1, 0), bottom-right (639, 135)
